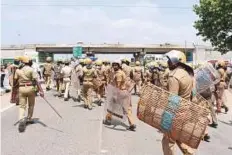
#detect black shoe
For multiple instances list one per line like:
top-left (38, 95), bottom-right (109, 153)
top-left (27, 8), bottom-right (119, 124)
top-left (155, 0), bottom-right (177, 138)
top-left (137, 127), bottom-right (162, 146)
top-left (77, 96), bottom-right (81, 102)
top-left (18, 121), bottom-right (26, 133)
top-left (103, 119), bottom-right (112, 126)
top-left (26, 119), bottom-right (35, 125)
top-left (128, 124), bottom-right (136, 131)
top-left (84, 105), bottom-right (88, 109)
top-left (209, 122), bottom-right (218, 128)
top-left (64, 98), bottom-right (69, 101)
top-left (225, 106), bottom-right (229, 113)
top-left (97, 100), bottom-right (102, 106)
top-left (46, 87), bottom-right (51, 91)
top-left (203, 134), bottom-right (210, 142)
top-left (73, 98), bottom-right (77, 102)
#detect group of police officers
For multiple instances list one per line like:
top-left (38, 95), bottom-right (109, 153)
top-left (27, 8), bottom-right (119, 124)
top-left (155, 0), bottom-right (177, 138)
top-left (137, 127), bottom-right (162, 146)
top-left (10, 50), bottom-right (230, 155)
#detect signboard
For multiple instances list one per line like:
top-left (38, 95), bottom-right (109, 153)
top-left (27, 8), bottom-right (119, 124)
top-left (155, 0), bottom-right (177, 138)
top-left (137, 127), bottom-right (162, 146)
top-left (73, 46), bottom-right (82, 58)
top-left (186, 51), bottom-right (193, 62)
top-left (1, 59), bottom-right (14, 65)
top-left (38, 52), bottom-right (53, 63)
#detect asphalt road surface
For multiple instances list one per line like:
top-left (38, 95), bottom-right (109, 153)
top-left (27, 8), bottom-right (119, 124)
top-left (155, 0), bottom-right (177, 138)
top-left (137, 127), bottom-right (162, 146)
top-left (1, 88), bottom-right (232, 155)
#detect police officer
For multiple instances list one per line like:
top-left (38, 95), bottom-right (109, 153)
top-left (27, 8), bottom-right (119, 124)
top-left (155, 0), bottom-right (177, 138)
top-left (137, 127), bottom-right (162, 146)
top-left (82, 58), bottom-right (97, 110)
top-left (159, 61), bottom-right (170, 90)
top-left (103, 59), bottom-right (136, 131)
top-left (144, 61), bottom-right (159, 85)
top-left (61, 60), bottom-right (72, 101)
top-left (43, 57), bottom-right (53, 91)
top-left (104, 60), bottom-right (111, 86)
top-left (121, 58), bottom-right (133, 80)
top-left (14, 56), bottom-right (43, 132)
top-left (162, 50), bottom-right (194, 155)
top-left (95, 60), bottom-right (106, 105)
top-left (53, 60), bottom-right (63, 96)
top-left (132, 61), bottom-right (143, 95)
top-left (215, 60), bottom-right (229, 113)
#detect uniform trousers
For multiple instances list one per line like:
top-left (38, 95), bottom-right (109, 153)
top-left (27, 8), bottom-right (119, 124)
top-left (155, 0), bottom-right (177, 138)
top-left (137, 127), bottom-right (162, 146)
top-left (18, 86), bottom-right (35, 120)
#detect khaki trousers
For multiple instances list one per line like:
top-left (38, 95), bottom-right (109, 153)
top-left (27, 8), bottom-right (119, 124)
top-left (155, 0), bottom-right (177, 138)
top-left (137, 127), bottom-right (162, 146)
top-left (215, 82), bottom-right (225, 111)
top-left (56, 78), bottom-right (63, 93)
top-left (83, 83), bottom-right (93, 107)
top-left (44, 75), bottom-right (51, 89)
top-left (134, 80), bottom-right (142, 94)
top-left (18, 86), bottom-right (36, 120)
top-left (162, 135), bottom-right (194, 155)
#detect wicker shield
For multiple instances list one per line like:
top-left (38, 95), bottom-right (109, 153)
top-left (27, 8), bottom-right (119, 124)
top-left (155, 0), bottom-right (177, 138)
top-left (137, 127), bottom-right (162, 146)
top-left (137, 84), bottom-right (209, 149)
top-left (105, 84), bottom-right (131, 121)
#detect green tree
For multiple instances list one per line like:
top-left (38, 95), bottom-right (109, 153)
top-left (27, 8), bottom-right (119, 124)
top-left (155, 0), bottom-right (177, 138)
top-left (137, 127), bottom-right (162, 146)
top-left (193, 0), bottom-right (232, 54)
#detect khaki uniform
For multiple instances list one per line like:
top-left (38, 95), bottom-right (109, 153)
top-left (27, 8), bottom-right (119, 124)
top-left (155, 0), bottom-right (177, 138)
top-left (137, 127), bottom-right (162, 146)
top-left (162, 67), bottom-right (194, 155)
top-left (61, 65), bottom-right (72, 99)
top-left (104, 65), bottom-right (111, 85)
top-left (122, 64), bottom-right (132, 79)
top-left (82, 67), bottom-right (97, 108)
top-left (159, 68), bottom-right (170, 90)
top-left (105, 70), bottom-right (134, 126)
top-left (214, 68), bottom-right (226, 112)
top-left (144, 70), bottom-right (154, 85)
top-left (43, 63), bottom-right (53, 89)
top-left (53, 64), bottom-right (63, 93)
top-left (133, 66), bottom-right (143, 94)
top-left (96, 67), bottom-right (106, 99)
top-left (14, 66), bottom-right (37, 121)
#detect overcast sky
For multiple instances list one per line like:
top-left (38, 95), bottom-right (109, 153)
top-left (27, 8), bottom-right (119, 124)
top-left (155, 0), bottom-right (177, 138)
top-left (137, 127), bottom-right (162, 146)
top-left (2, 0), bottom-right (208, 46)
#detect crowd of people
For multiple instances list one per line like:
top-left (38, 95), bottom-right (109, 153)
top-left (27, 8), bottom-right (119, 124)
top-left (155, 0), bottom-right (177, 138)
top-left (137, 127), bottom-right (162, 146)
top-left (7, 50), bottom-right (231, 155)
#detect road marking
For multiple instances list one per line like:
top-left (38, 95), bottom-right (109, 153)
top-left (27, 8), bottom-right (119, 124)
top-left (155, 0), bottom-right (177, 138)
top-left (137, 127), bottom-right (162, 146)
top-left (100, 149), bottom-right (108, 153)
top-left (0, 104), bottom-right (15, 113)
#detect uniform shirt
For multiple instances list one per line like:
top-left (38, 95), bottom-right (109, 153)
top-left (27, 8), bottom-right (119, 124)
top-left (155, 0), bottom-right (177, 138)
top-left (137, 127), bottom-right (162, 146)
top-left (43, 63), bottom-right (53, 75)
top-left (112, 70), bottom-right (126, 90)
top-left (133, 66), bottom-right (143, 81)
top-left (14, 66), bottom-right (37, 85)
top-left (83, 67), bottom-right (96, 81)
top-left (168, 67), bottom-right (193, 100)
top-left (218, 68), bottom-right (226, 82)
top-left (54, 64), bottom-right (63, 79)
top-left (96, 67), bottom-right (106, 81)
top-left (61, 65), bottom-right (72, 78)
top-left (122, 64), bottom-right (132, 78)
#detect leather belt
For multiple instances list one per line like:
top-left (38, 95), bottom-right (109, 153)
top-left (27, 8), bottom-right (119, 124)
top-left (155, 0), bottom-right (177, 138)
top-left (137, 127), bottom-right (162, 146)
top-left (19, 83), bottom-right (33, 87)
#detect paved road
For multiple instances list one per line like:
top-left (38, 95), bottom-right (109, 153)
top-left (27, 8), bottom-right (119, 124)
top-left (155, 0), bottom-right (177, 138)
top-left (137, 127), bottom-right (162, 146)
top-left (1, 88), bottom-right (232, 155)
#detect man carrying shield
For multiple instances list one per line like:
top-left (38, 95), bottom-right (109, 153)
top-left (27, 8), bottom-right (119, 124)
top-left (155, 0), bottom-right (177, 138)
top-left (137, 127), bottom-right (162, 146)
top-left (103, 59), bottom-right (136, 131)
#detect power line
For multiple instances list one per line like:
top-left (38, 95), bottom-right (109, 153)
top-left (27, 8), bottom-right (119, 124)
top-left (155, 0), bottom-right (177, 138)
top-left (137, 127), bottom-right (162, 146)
top-left (1, 3), bottom-right (192, 9)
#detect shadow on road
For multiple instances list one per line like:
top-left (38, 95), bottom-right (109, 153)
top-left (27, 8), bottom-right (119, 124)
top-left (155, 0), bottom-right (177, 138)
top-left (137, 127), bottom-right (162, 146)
top-left (72, 104), bottom-right (85, 108)
top-left (13, 118), bottom-right (64, 133)
top-left (219, 120), bottom-right (232, 127)
top-left (103, 119), bottom-right (129, 132)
